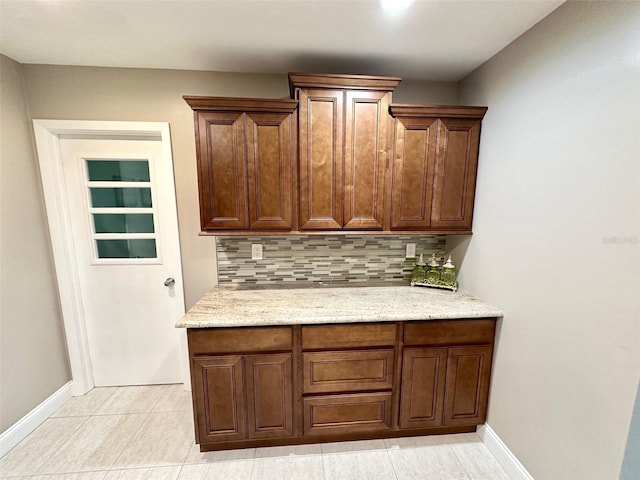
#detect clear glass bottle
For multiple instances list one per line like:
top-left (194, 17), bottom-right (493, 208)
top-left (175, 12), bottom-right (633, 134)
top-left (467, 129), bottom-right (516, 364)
top-left (426, 253), bottom-right (441, 285)
top-left (440, 254), bottom-right (457, 287)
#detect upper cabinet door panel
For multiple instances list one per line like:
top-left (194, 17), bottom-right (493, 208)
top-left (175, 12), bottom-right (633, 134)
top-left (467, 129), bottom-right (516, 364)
top-left (431, 118), bottom-right (481, 230)
top-left (390, 117), bottom-right (437, 230)
top-left (246, 113), bottom-right (293, 230)
top-left (196, 111), bottom-right (248, 230)
top-left (343, 91), bottom-right (389, 230)
top-left (298, 89), bottom-right (344, 230)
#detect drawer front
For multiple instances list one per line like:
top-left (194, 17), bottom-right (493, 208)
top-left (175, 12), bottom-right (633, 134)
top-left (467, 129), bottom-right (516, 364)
top-left (189, 327), bottom-right (292, 355)
top-left (404, 319), bottom-right (495, 346)
top-left (303, 349), bottom-right (394, 394)
top-left (302, 323), bottom-right (397, 350)
top-left (303, 392), bottom-right (393, 436)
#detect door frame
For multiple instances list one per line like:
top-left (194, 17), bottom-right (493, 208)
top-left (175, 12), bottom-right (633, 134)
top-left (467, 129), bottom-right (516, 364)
top-left (33, 120), bottom-right (188, 396)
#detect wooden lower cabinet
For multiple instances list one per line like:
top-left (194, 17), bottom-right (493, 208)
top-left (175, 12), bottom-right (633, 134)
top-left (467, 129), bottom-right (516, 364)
top-left (191, 353), bottom-right (293, 445)
top-left (188, 319), bottom-right (496, 451)
top-left (444, 346), bottom-right (493, 426)
top-left (303, 392), bottom-right (393, 435)
top-left (399, 348), bottom-right (447, 429)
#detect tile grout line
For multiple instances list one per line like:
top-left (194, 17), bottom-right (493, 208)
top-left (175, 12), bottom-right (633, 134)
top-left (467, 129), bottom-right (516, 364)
top-left (106, 411), bottom-right (152, 472)
top-left (32, 415), bottom-right (92, 476)
top-left (383, 445), bottom-right (400, 480)
top-left (445, 443), bottom-right (475, 480)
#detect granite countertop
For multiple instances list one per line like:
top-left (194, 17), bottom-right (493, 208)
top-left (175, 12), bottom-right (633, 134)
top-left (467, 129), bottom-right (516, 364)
top-left (176, 283), bottom-right (503, 328)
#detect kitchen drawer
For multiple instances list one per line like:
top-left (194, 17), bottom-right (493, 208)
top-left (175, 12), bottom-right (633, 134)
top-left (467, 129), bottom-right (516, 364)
top-left (188, 327), bottom-right (292, 355)
top-left (404, 319), bottom-right (496, 346)
top-left (303, 349), bottom-right (394, 393)
top-left (303, 392), bottom-right (392, 436)
top-left (302, 323), bottom-right (397, 350)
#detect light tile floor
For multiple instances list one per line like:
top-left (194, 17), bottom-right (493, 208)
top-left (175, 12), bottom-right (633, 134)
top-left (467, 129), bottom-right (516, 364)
top-left (0, 385), bottom-right (512, 480)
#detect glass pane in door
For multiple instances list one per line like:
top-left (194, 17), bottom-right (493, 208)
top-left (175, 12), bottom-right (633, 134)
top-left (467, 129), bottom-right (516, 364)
top-left (93, 213), bottom-right (155, 233)
top-left (87, 160), bottom-right (150, 182)
top-left (96, 239), bottom-right (157, 259)
top-left (90, 187), bottom-right (152, 208)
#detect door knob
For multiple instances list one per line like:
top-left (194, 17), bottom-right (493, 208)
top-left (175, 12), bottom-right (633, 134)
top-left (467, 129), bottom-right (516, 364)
top-left (164, 277), bottom-right (175, 287)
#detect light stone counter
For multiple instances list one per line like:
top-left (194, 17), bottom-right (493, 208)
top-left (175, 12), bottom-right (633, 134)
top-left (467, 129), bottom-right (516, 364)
top-left (176, 284), bottom-right (503, 328)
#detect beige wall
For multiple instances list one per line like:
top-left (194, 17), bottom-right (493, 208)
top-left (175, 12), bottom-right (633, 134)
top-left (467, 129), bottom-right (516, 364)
top-left (452, 2), bottom-right (640, 479)
top-left (21, 65), bottom-right (458, 308)
top-left (0, 55), bottom-right (71, 432)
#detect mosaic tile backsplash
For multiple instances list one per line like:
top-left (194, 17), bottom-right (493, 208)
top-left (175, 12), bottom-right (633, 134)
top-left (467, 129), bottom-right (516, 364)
top-left (216, 235), bottom-right (447, 285)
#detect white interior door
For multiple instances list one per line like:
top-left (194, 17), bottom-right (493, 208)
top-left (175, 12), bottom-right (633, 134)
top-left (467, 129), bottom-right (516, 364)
top-left (59, 136), bottom-right (184, 386)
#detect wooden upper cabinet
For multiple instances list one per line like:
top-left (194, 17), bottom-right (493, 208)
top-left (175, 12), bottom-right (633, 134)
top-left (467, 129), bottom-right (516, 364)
top-left (343, 91), bottom-right (388, 230)
top-left (297, 89), bottom-right (344, 229)
top-left (390, 117), bottom-right (438, 230)
top-left (390, 105), bottom-right (487, 233)
top-left (291, 73), bottom-right (400, 231)
top-left (431, 118), bottom-right (482, 230)
top-left (184, 80), bottom-right (488, 235)
top-left (194, 111), bottom-right (248, 230)
top-left (246, 112), bottom-right (293, 230)
top-left (184, 96), bottom-right (298, 232)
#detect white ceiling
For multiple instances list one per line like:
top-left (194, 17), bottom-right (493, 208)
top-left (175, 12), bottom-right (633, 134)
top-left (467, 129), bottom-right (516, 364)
top-left (0, 0), bottom-right (564, 81)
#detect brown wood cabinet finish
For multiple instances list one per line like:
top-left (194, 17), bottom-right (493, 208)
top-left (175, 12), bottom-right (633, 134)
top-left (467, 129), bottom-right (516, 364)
top-left (188, 318), bottom-right (496, 451)
top-left (399, 348), bottom-right (447, 429)
top-left (303, 349), bottom-right (394, 394)
top-left (293, 74), bottom-right (397, 231)
top-left (192, 355), bottom-right (245, 443)
top-left (245, 354), bottom-right (294, 439)
top-left (444, 346), bottom-right (493, 426)
top-left (389, 104), bottom-right (487, 233)
top-left (185, 76), bottom-right (487, 235)
top-left (390, 117), bottom-right (437, 229)
top-left (297, 89), bottom-right (344, 229)
top-left (184, 97), bottom-right (297, 232)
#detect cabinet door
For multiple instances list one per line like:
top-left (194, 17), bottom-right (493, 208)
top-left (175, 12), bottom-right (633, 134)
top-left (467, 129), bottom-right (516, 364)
top-left (399, 348), bottom-right (447, 429)
top-left (431, 118), bottom-right (481, 230)
top-left (192, 355), bottom-right (245, 443)
top-left (343, 91), bottom-right (389, 230)
top-left (195, 111), bottom-right (248, 230)
top-left (444, 346), bottom-right (492, 426)
top-left (298, 89), bottom-right (343, 229)
top-left (246, 112), bottom-right (293, 230)
top-left (390, 117), bottom-right (437, 230)
top-left (245, 354), bottom-right (294, 439)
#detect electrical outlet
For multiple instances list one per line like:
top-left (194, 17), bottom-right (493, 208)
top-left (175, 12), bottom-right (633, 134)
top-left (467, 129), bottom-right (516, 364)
top-left (251, 243), bottom-right (263, 260)
top-left (405, 243), bottom-right (416, 259)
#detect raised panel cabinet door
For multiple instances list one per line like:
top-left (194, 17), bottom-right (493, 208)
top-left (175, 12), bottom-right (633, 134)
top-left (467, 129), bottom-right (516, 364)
top-left (431, 118), bottom-right (481, 230)
top-left (192, 355), bottom-right (245, 443)
top-left (245, 354), bottom-right (294, 439)
top-left (390, 118), bottom-right (437, 230)
top-left (246, 112), bottom-right (293, 230)
top-left (399, 348), bottom-right (447, 429)
top-left (195, 111), bottom-right (248, 230)
top-left (298, 89), bottom-right (344, 229)
top-left (444, 346), bottom-right (493, 426)
top-left (343, 91), bottom-right (389, 230)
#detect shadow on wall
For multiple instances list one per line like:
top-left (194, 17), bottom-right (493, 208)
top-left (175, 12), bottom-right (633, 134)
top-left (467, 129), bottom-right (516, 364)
top-left (620, 380), bottom-right (640, 479)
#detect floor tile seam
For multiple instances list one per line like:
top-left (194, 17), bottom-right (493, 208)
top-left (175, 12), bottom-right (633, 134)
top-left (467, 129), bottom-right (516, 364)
top-left (32, 415), bottom-right (92, 476)
top-left (90, 387), bottom-right (120, 417)
top-left (450, 441), bottom-right (511, 480)
top-left (146, 385), bottom-right (171, 413)
top-left (441, 443), bottom-right (474, 480)
top-left (105, 411), bottom-right (152, 472)
top-left (384, 443), bottom-right (401, 480)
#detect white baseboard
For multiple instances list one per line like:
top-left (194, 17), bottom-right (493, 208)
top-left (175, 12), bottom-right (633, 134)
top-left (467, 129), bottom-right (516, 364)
top-left (478, 424), bottom-right (535, 480)
top-left (0, 381), bottom-right (73, 458)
